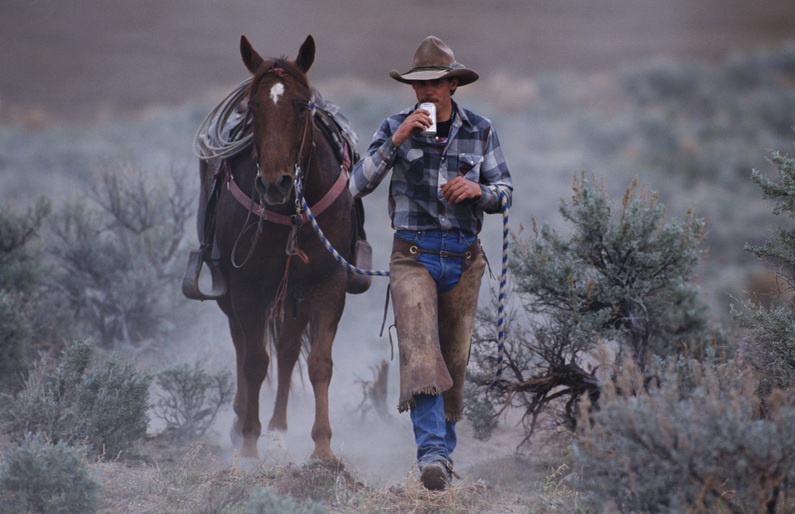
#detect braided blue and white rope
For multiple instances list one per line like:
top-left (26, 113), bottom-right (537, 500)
top-left (298, 192), bottom-right (389, 277)
top-left (491, 190), bottom-right (510, 388)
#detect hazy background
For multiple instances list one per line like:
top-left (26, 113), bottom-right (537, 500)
top-left (1, 0), bottom-right (795, 485)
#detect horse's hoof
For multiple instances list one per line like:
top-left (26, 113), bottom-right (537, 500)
top-left (310, 448), bottom-right (337, 462)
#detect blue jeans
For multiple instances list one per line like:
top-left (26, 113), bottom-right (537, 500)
top-left (396, 229), bottom-right (475, 464)
top-left (394, 229), bottom-right (476, 293)
top-left (411, 393), bottom-right (457, 464)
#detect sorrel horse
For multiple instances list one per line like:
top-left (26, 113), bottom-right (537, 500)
top-left (197, 35), bottom-right (356, 460)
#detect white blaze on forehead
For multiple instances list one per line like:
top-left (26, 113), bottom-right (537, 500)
top-left (269, 82), bottom-right (285, 104)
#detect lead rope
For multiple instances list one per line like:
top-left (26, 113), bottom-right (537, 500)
top-left (491, 190), bottom-right (510, 388)
top-left (296, 181), bottom-right (390, 279)
top-left (296, 182), bottom-right (510, 385)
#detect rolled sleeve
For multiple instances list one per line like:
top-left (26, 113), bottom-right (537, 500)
top-left (477, 129), bottom-right (513, 213)
top-left (349, 123), bottom-right (399, 199)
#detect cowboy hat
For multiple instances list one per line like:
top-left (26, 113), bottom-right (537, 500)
top-left (390, 36), bottom-right (479, 86)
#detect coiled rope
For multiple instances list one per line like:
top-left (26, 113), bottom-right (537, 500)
top-left (193, 78), bottom-right (254, 160)
top-left (296, 181), bottom-right (510, 385)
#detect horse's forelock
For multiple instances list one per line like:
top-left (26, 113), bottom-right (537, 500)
top-left (249, 57), bottom-right (310, 98)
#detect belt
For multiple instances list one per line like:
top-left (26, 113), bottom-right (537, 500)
top-left (392, 235), bottom-right (481, 271)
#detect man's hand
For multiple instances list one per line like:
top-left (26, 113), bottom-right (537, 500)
top-left (391, 107), bottom-right (434, 146)
top-left (441, 176), bottom-right (481, 204)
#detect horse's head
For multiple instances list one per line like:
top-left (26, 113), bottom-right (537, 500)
top-left (240, 35), bottom-right (316, 206)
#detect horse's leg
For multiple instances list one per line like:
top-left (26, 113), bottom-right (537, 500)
top-left (306, 277), bottom-right (347, 461)
top-left (217, 296), bottom-right (245, 445)
top-left (219, 289), bottom-right (270, 459)
top-left (267, 309), bottom-right (309, 432)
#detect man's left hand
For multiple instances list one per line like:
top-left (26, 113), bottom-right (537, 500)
top-left (441, 177), bottom-right (482, 204)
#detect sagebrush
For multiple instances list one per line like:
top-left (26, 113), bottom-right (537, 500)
top-left (1, 339), bottom-right (151, 458)
top-left (152, 362), bottom-right (234, 441)
top-left (0, 434), bottom-right (99, 514)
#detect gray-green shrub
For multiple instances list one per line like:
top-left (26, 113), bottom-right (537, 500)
top-left (152, 362), bottom-right (234, 441)
top-left (0, 292), bottom-right (30, 393)
top-left (1, 339), bottom-right (151, 458)
top-left (733, 148), bottom-right (795, 394)
top-left (0, 197), bottom-right (49, 295)
top-left (0, 434), bottom-right (99, 514)
top-left (44, 165), bottom-right (192, 349)
top-left (0, 198), bottom-right (52, 393)
top-left (466, 175), bottom-right (722, 445)
top-left (571, 358), bottom-right (795, 513)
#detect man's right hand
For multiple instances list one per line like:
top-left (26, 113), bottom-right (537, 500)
top-left (391, 107), bottom-right (434, 146)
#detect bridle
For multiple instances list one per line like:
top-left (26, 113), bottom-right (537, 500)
top-left (252, 64), bottom-right (317, 206)
top-left (231, 64), bottom-right (318, 269)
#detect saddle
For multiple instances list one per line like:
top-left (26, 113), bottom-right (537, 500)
top-left (182, 81), bottom-right (371, 300)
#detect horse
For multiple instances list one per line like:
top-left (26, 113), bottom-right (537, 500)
top-left (194, 35), bottom-right (358, 460)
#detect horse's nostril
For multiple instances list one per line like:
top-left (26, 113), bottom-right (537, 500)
top-left (255, 176), bottom-right (267, 195)
top-left (278, 175), bottom-right (294, 193)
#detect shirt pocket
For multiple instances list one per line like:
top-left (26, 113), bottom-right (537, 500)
top-left (400, 148), bottom-right (426, 184)
top-left (456, 152), bottom-right (484, 180)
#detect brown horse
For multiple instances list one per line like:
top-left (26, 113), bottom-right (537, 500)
top-left (201, 35), bottom-right (355, 460)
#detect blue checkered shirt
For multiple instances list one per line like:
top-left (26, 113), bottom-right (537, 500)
top-left (350, 101), bottom-right (513, 235)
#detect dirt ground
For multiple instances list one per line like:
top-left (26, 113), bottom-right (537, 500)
top-left (1, 0), bottom-right (794, 124)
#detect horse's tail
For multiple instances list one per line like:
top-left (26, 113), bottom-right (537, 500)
top-left (263, 315), bottom-right (312, 388)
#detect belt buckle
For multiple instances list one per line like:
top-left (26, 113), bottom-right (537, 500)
top-left (439, 250), bottom-right (449, 258)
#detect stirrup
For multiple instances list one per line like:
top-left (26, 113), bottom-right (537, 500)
top-left (182, 249), bottom-right (228, 300)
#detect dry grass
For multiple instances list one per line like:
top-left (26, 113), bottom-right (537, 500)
top-left (89, 435), bottom-right (585, 514)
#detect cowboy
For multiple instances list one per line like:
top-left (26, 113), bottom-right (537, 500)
top-left (350, 36), bottom-right (513, 490)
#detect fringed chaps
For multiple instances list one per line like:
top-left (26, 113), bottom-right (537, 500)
top-left (390, 245), bottom-right (486, 422)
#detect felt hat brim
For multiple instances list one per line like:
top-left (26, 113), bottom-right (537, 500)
top-left (389, 66), bottom-right (479, 86)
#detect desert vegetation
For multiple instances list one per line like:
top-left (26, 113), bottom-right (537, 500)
top-left (0, 42), bottom-right (795, 513)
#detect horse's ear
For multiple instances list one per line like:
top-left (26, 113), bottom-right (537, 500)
top-left (295, 35), bottom-right (315, 73)
top-left (240, 35), bottom-right (264, 74)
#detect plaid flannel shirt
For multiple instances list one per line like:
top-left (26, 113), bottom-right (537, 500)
top-left (350, 101), bottom-right (513, 235)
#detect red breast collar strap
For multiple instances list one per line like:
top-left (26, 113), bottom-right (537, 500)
top-left (226, 166), bottom-right (349, 226)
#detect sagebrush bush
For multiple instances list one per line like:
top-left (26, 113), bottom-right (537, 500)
top-left (466, 175), bottom-right (722, 446)
top-left (0, 434), bottom-right (99, 514)
top-left (44, 165), bottom-right (192, 349)
top-left (0, 198), bottom-right (52, 393)
top-left (571, 358), bottom-right (795, 513)
top-left (0, 291), bottom-right (30, 393)
top-left (152, 362), bottom-right (234, 441)
top-left (0, 197), bottom-right (49, 295)
top-left (247, 487), bottom-right (327, 514)
top-left (733, 148), bottom-right (795, 394)
top-left (1, 339), bottom-right (151, 458)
